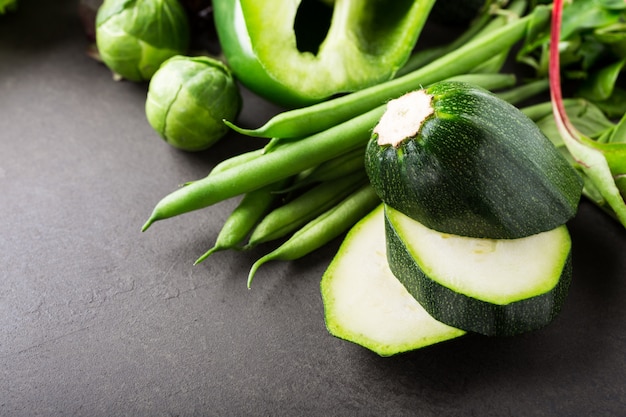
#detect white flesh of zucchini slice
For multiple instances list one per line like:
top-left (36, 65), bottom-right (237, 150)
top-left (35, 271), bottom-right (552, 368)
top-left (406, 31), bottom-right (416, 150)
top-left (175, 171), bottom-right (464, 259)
top-left (387, 207), bottom-right (571, 305)
top-left (321, 205), bottom-right (466, 357)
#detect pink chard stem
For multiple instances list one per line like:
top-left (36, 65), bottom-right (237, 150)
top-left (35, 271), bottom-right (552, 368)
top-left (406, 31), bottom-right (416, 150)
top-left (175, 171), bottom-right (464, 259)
top-left (549, 0), bottom-right (626, 227)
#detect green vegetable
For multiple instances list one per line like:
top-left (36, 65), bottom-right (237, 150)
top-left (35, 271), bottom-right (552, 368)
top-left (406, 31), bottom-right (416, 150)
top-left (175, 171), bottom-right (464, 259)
top-left (142, 74), bottom-right (526, 266)
top-left (209, 149), bottom-right (264, 175)
top-left (141, 105), bottom-right (386, 231)
top-left (95, 0), bottom-right (190, 81)
top-left (182, 148), bottom-right (264, 189)
top-left (230, 73), bottom-right (516, 154)
top-left (398, 0), bottom-right (527, 77)
top-left (495, 78), bottom-right (550, 105)
top-left (530, 97), bottom-right (626, 221)
top-left (365, 81), bottom-right (583, 239)
top-left (384, 205), bottom-right (573, 337)
top-left (525, 99), bottom-right (615, 146)
top-left (212, 0), bottom-right (436, 107)
top-left (247, 184), bottom-right (380, 287)
top-left (0, 0), bottom-right (17, 14)
top-left (518, 0), bottom-right (626, 80)
top-left (283, 147), bottom-right (366, 192)
top-left (429, 0), bottom-right (493, 26)
top-left (321, 205), bottom-right (466, 357)
top-left (246, 171), bottom-right (367, 248)
top-left (145, 55), bottom-right (242, 151)
top-left (226, 4), bottom-right (546, 140)
top-left (194, 179), bottom-right (291, 264)
top-left (548, 0), bottom-right (626, 228)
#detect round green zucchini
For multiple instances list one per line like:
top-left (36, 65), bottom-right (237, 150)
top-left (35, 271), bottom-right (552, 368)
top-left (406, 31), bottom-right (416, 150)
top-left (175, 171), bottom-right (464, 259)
top-left (384, 205), bottom-right (573, 337)
top-left (365, 81), bottom-right (583, 239)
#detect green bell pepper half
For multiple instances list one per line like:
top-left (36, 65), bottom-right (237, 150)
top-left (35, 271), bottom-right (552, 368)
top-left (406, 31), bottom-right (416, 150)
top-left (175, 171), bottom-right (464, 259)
top-left (213, 0), bottom-right (436, 108)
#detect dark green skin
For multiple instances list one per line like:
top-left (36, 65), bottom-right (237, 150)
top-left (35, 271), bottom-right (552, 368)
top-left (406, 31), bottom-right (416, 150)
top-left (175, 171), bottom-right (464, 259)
top-left (384, 208), bottom-right (573, 337)
top-left (365, 81), bottom-right (583, 239)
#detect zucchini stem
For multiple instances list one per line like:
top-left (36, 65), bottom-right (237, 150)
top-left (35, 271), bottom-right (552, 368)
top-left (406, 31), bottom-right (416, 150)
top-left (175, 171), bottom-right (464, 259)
top-left (373, 90), bottom-right (433, 148)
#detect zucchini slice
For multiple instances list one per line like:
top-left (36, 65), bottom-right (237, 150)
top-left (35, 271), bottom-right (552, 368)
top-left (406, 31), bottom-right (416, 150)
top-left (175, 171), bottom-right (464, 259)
top-left (321, 205), bottom-right (466, 357)
top-left (365, 81), bottom-right (583, 239)
top-left (385, 205), bottom-right (573, 337)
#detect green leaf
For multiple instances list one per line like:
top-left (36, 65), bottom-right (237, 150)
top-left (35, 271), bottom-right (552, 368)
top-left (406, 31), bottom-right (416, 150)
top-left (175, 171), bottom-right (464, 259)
top-left (578, 58), bottom-right (626, 101)
top-left (564, 133), bottom-right (626, 226)
top-left (517, 0), bottom-right (626, 76)
top-left (534, 94), bottom-right (626, 227)
top-left (591, 87), bottom-right (626, 118)
top-left (601, 112), bottom-right (626, 144)
top-left (560, 0), bottom-right (623, 39)
top-left (598, 0), bottom-right (626, 11)
top-left (535, 99), bottom-right (614, 145)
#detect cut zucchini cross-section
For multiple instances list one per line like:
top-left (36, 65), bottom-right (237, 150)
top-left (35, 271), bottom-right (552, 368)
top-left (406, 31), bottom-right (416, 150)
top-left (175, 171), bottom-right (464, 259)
top-left (385, 205), bottom-right (573, 337)
top-left (321, 205), bottom-right (466, 357)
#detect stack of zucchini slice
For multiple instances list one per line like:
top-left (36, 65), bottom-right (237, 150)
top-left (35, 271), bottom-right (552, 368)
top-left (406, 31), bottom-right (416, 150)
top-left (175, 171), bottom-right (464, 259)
top-left (321, 81), bottom-right (583, 356)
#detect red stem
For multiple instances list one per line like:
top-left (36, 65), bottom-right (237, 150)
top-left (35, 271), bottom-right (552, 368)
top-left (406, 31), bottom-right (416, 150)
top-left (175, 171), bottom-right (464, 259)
top-left (549, 0), bottom-right (577, 136)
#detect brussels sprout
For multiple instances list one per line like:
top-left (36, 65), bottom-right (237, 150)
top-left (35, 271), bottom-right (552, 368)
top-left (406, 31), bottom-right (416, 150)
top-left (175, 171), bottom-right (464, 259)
top-left (145, 55), bottom-right (242, 151)
top-left (95, 0), bottom-right (190, 81)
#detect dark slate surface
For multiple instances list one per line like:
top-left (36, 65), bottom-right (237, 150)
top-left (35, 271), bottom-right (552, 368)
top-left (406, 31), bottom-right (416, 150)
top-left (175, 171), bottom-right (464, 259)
top-left (1, 1), bottom-right (625, 416)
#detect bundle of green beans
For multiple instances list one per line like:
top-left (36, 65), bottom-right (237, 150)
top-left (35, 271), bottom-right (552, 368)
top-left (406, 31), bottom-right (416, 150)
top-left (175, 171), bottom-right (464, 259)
top-left (142, 1), bottom-right (552, 286)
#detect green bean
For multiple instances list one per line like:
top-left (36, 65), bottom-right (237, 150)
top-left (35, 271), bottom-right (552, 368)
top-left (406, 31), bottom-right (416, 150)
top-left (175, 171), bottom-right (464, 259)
top-left (211, 148), bottom-right (265, 174)
top-left (141, 105), bottom-right (386, 231)
top-left (246, 171), bottom-right (367, 247)
top-left (225, 6), bottom-right (549, 139)
top-left (193, 179), bottom-right (290, 265)
top-left (262, 135), bottom-right (304, 153)
top-left (247, 184), bottom-right (380, 288)
top-left (142, 71), bottom-right (520, 232)
top-left (496, 78), bottom-right (550, 106)
top-left (446, 73), bottom-right (516, 91)
top-left (471, 1), bottom-right (531, 75)
top-left (397, 17), bottom-right (491, 77)
top-left (262, 72), bottom-right (516, 150)
top-left (183, 148), bottom-right (264, 187)
top-left (471, 50), bottom-right (509, 74)
top-left (398, 0), bottom-right (528, 76)
top-left (280, 147), bottom-right (365, 193)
